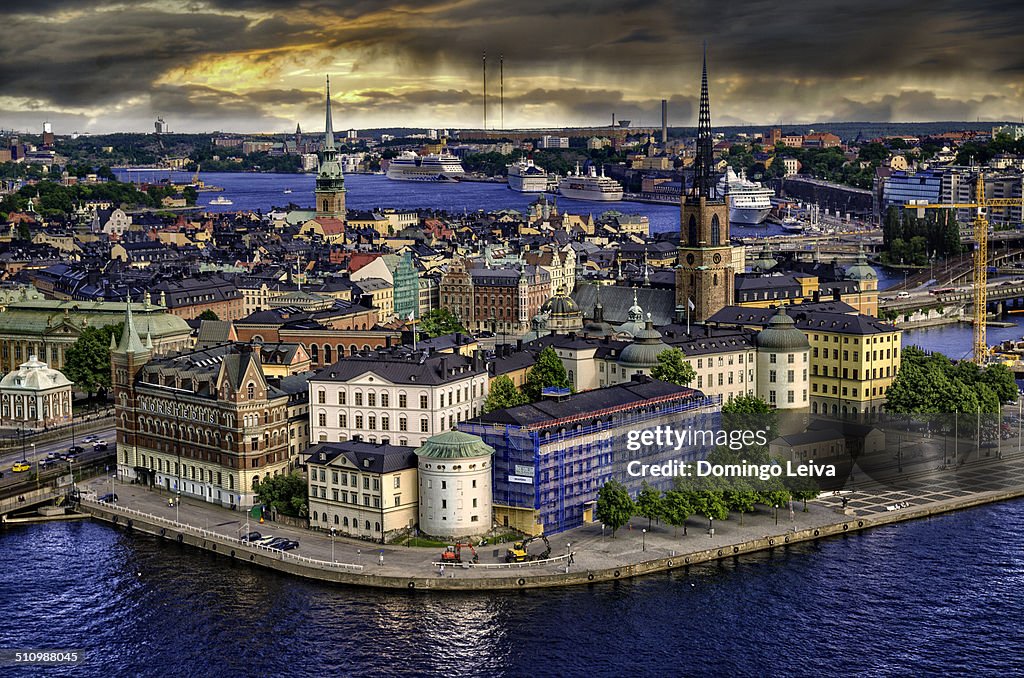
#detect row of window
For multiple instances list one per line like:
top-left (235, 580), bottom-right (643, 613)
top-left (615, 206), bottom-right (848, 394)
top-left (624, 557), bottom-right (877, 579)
top-left (812, 347), bottom-right (897, 361)
top-left (310, 512), bottom-right (382, 532)
top-left (811, 365), bottom-right (894, 380)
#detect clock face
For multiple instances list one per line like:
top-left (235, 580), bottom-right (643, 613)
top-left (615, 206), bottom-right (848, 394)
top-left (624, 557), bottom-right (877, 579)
top-left (713, 253), bottom-right (722, 264)
top-left (686, 253), bottom-right (695, 265)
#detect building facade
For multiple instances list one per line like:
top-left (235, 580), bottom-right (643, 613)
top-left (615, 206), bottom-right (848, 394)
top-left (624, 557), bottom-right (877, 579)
top-left (0, 355), bottom-right (73, 429)
top-left (416, 431), bottom-right (494, 539)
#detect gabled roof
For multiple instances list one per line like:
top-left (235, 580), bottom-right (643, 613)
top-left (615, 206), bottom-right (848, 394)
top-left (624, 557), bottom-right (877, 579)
top-left (305, 441), bottom-right (417, 474)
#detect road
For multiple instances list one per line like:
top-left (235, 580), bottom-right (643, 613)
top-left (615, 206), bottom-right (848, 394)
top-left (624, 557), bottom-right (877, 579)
top-left (0, 425), bottom-right (114, 490)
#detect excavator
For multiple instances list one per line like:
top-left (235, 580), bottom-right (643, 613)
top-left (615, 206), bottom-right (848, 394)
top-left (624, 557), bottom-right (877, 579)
top-left (440, 542), bottom-right (479, 564)
top-left (505, 535), bottom-right (552, 563)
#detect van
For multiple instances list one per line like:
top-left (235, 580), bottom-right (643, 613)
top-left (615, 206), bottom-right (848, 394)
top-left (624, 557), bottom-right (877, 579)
top-left (896, 291), bottom-right (911, 299)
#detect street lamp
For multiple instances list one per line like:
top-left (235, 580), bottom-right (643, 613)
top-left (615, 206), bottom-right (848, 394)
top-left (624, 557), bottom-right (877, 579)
top-left (774, 504), bottom-right (779, 526)
top-left (641, 529), bottom-right (646, 552)
top-left (331, 527), bottom-right (337, 563)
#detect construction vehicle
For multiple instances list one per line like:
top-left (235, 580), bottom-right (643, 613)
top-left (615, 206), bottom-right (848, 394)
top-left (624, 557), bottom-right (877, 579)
top-left (505, 535), bottom-right (552, 563)
top-left (440, 542), bottom-right (479, 564)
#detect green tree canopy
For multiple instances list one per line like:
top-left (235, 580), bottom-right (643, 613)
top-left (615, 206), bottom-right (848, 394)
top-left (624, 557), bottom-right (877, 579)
top-left (482, 375), bottom-right (529, 413)
top-left (254, 472), bottom-right (308, 518)
top-left (650, 348), bottom-right (696, 386)
top-left (419, 308), bottom-right (466, 338)
top-left (661, 488), bottom-right (693, 537)
top-left (62, 323), bottom-right (123, 397)
top-left (523, 346), bottom-right (571, 401)
top-left (595, 479), bottom-right (634, 537)
top-left (722, 393), bottom-right (778, 442)
top-left (886, 347), bottom-right (1012, 415)
top-left (197, 309), bottom-right (220, 321)
top-left (634, 482), bottom-right (664, 530)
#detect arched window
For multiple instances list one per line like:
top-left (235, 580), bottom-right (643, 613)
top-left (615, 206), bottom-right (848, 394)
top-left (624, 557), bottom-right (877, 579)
top-left (710, 214), bottom-right (721, 246)
top-left (365, 520), bottom-right (370, 530)
top-left (688, 214), bottom-right (698, 246)
top-left (344, 517), bottom-right (349, 527)
top-left (334, 515), bottom-right (339, 525)
top-left (247, 382), bottom-right (255, 400)
top-left (322, 199), bottom-right (329, 212)
top-left (310, 344), bottom-right (319, 363)
top-left (323, 344), bottom-right (332, 363)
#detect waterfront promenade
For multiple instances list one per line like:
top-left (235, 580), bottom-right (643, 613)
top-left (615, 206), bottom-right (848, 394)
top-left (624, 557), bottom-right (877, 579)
top-left (75, 450), bottom-right (1024, 590)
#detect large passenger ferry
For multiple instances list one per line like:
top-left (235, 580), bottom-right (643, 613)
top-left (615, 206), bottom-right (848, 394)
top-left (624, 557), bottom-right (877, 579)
top-left (386, 151), bottom-right (465, 182)
top-left (506, 158), bottom-right (549, 192)
top-left (714, 167), bottom-right (774, 225)
top-left (557, 162), bottom-right (624, 201)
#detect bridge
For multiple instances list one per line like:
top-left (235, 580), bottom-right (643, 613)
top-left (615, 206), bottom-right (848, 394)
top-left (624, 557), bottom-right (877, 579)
top-left (880, 281), bottom-right (1024, 315)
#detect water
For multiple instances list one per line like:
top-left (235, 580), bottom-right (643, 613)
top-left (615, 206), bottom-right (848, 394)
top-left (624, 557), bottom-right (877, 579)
top-left (114, 170), bottom-right (793, 237)
top-left (2, 502), bottom-right (1023, 676)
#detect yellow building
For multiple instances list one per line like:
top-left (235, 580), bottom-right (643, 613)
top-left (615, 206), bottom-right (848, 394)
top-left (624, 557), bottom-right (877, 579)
top-left (708, 305), bottom-right (901, 415)
top-left (305, 441), bottom-right (420, 542)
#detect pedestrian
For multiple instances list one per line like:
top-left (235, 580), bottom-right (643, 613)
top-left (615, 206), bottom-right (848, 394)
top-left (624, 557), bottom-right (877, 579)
top-left (439, 564), bottom-right (445, 577)
top-left (379, 552), bottom-right (384, 567)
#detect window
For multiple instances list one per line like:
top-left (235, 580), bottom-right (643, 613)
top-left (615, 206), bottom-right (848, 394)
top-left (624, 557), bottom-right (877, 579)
top-left (787, 370), bottom-right (794, 383)
top-left (247, 383), bottom-right (255, 399)
top-left (338, 413), bottom-right (347, 427)
top-left (399, 394), bottom-right (407, 408)
top-left (368, 393), bottom-right (376, 407)
top-left (769, 354), bottom-right (777, 364)
top-left (769, 370), bottom-right (777, 383)
top-left (769, 390), bottom-right (776, 404)
top-left (421, 418), bottom-right (429, 432)
top-left (420, 395), bottom-right (428, 409)
top-left (338, 391), bottom-right (346, 405)
top-left (318, 412), bottom-right (326, 427)
top-left (381, 416), bottom-right (389, 430)
top-left (317, 390), bottom-right (326, 404)
top-left (787, 391), bottom-right (795, 404)
top-left (787, 354), bottom-right (794, 364)
top-left (399, 417), bottom-right (407, 431)
top-left (355, 392), bottom-right (363, 406)
top-left (394, 476), bottom-right (401, 489)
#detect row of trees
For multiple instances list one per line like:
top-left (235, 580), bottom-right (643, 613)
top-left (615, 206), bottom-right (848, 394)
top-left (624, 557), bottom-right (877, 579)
top-left (884, 346), bottom-right (1016, 415)
top-left (881, 205), bottom-right (963, 266)
top-left (0, 176), bottom-right (188, 220)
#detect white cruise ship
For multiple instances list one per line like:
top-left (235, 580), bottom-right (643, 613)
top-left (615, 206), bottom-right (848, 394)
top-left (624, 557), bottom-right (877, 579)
top-left (386, 151), bottom-right (465, 182)
top-left (557, 162), bottom-right (623, 201)
top-left (506, 157), bottom-right (549, 192)
top-left (714, 167), bottom-right (774, 225)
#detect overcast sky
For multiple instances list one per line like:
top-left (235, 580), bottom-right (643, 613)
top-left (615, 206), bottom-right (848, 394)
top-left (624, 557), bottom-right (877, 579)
top-left (1, 0), bottom-right (1022, 134)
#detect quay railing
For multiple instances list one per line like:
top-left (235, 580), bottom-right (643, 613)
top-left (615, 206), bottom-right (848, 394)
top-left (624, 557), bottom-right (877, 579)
top-left (431, 552), bottom-right (575, 569)
top-left (80, 499), bottom-right (363, 572)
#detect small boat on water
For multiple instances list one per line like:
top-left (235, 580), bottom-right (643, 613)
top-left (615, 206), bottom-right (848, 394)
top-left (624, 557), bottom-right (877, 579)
top-left (209, 196), bottom-right (233, 205)
top-left (283, 188), bottom-right (292, 194)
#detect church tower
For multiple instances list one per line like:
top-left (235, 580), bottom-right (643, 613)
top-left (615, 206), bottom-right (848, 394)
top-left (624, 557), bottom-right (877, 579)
top-left (111, 298), bottom-right (153, 483)
top-left (676, 46), bottom-right (734, 322)
top-left (315, 76), bottom-right (346, 221)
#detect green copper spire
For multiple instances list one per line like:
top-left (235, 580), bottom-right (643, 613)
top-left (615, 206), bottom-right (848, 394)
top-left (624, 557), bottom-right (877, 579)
top-left (116, 297), bottom-right (146, 354)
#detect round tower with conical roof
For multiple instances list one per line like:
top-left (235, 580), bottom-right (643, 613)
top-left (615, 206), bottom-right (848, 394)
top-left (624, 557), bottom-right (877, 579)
top-left (754, 305), bottom-right (810, 410)
top-left (416, 431), bottom-right (494, 538)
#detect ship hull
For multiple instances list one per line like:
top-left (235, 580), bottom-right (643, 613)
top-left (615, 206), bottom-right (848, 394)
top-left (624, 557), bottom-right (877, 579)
top-left (728, 204), bottom-right (772, 224)
top-left (507, 175), bottom-right (549, 192)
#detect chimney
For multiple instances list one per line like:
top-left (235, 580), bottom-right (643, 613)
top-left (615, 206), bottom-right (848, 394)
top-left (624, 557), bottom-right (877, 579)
top-left (661, 99), bottom-right (668, 145)
top-left (438, 356), bottom-right (448, 378)
top-left (812, 291), bottom-right (820, 303)
top-left (385, 335), bottom-right (392, 348)
top-left (833, 288), bottom-right (842, 301)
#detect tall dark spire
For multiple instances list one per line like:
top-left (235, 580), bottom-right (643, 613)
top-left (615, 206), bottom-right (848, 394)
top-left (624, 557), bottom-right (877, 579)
top-left (693, 42), bottom-right (714, 200)
top-left (323, 76), bottom-right (335, 152)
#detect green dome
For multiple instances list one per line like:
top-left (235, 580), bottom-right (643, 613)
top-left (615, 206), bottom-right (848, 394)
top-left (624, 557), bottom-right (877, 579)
top-left (845, 247), bottom-right (877, 281)
top-left (756, 306), bottom-right (810, 351)
top-left (618, 319), bottom-right (669, 368)
top-left (417, 431), bottom-right (494, 459)
top-left (541, 286), bottom-right (580, 316)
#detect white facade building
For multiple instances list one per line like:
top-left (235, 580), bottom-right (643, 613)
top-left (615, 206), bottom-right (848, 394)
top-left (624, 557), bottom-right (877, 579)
top-left (416, 431), bottom-right (494, 538)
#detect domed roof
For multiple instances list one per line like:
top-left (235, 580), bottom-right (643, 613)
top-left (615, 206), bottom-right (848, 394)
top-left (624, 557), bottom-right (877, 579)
top-left (541, 286), bottom-right (580, 316)
top-left (618, 318), bottom-right (670, 367)
top-left (417, 431), bottom-right (494, 460)
top-left (617, 288), bottom-right (647, 337)
top-left (756, 306), bottom-right (810, 351)
top-left (752, 244), bottom-right (777, 272)
top-left (845, 246), bottom-right (877, 281)
top-left (0, 355), bottom-right (73, 391)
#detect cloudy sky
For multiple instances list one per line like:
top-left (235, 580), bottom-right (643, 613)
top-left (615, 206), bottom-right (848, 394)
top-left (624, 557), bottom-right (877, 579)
top-left (1, 0), bottom-right (1022, 134)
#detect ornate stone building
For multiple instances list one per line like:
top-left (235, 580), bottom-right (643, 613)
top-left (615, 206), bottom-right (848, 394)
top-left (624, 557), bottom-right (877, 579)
top-left (0, 355), bottom-right (73, 429)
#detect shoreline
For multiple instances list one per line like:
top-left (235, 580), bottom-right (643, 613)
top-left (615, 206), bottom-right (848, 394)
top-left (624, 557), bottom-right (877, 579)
top-left (76, 486), bottom-right (1024, 591)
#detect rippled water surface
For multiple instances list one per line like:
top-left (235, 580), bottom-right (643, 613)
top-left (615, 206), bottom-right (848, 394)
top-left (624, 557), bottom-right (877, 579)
top-left (3, 501), bottom-right (1023, 677)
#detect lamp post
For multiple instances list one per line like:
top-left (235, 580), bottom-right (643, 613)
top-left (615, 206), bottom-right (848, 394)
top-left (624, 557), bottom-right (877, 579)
top-left (641, 529), bottom-right (646, 552)
top-left (331, 527), bottom-right (336, 563)
top-left (31, 442), bottom-right (37, 491)
top-left (774, 504), bottom-right (779, 526)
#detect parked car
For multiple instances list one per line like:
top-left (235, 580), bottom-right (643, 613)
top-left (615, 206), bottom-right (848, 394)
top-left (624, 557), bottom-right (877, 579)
top-left (65, 453), bottom-right (78, 463)
top-left (263, 537), bottom-right (291, 550)
top-left (277, 540), bottom-right (300, 551)
top-left (67, 445), bottom-right (84, 455)
top-left (253, 536), bottom-right (278, 546)
top-left (98, 493), bottom-right (118, 503)
top-left (12, 460), bottom-right (31, 472)
top-left (83, 435), bottom-right (96, 443)
top-left (240, 531), bottom-right (262, 543)
top-left (46, 451), bottom-right (61, 460)
top-left (896, 291), bottom-right (912, 299)
top-left (93, 442), bottom-right (109, 451)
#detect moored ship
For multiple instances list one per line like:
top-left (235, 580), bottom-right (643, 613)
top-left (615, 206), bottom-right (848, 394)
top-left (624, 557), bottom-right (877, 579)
top-left (557, 162), bottom-right (623, 201)
top-left (386, 151), bottom-right (465, 182)
top-left (715, 167), bottom-right (774, 225)
top-left (507, 157), bottom-right (549, 192)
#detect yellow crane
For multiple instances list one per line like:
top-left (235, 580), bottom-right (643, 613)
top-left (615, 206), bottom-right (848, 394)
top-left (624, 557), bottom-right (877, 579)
top-left (908, 172), bottom-right (1024, 364)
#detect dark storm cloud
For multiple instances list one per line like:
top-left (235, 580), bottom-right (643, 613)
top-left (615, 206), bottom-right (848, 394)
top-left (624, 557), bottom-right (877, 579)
top-left (2, 0), bottom-right (1023, 128)
top-left (828, 91), bottom-right (1002, 122)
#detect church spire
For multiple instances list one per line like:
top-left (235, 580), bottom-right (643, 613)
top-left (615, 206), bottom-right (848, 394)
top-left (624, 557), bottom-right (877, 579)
top-left (116, 296), bottom-right (146, 354)
top-left (693, 41), bottom-right (714, 200)
top-left (323, 76), bottom-right (335, 152)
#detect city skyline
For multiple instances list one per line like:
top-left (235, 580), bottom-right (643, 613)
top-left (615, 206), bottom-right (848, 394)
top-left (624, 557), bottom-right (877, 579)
top-left (1, 0), bottom-right (1023, 134)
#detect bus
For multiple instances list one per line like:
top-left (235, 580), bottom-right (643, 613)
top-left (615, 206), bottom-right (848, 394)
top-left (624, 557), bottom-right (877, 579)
top-left (929, 287), bottom-right (956, 295)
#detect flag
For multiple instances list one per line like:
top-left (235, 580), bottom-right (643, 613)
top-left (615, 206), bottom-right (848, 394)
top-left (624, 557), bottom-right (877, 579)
top-left (408, 312), bottom-right (416, 322)
top-left (688, 298), bottom-right (695, 311)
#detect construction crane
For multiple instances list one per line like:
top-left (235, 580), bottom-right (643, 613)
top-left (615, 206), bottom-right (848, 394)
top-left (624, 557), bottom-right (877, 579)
top-left (440, 542), bottom-right (479, 564)
top-left (907, 171), bottom-right (1024, 364)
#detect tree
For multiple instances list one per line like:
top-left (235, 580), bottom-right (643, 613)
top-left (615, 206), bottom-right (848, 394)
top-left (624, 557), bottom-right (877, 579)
top-left (650, 348), bottom-right (696, 386)
top-left (681, 476), bottom-right (729, 528)
top-left (523, 346), bottom-right (571, 401)
top-left (722, 393), bottom-right (778, 442)
top-left (62, 323), bottom-right (123, 398)
top-left (483, 375), bottom-right (529, 413)
top-left (182, 185), bottom-right (198, 205)
top-left (723, 478), bottom-right (758, 525)
top-left (419, 308), bottom-right (465, 338)
top-left (661, 488), bottom-right (692, 537)
top-left (634, 482), bottom-right (663, 530)
top-left (254, 472), bottom-right (308, 517)
top-left (595, 479), bottom-right (634, 537)
top-left (197, 309), bottom-right (220, 321)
